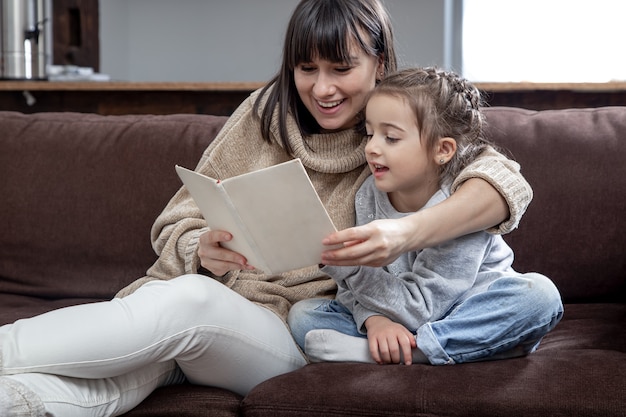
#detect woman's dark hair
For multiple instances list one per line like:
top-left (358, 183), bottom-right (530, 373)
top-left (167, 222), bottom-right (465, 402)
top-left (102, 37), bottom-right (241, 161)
top-left (369, 67), bottom-right (491, 185)
top-left (253, 0), bottom-right (397, 154)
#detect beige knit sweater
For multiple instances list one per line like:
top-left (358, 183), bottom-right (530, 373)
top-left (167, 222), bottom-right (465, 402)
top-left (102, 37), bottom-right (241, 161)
top-left (116, 88), bottom-right (532, 321)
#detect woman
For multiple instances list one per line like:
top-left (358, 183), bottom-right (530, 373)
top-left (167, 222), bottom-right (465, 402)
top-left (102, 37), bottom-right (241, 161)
top-left (0, 1), bottom-right (531, 416)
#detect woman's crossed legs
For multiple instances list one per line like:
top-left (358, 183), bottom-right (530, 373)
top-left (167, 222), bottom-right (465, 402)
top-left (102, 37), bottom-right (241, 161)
top-left (0, 274), bottom-right (306, 416)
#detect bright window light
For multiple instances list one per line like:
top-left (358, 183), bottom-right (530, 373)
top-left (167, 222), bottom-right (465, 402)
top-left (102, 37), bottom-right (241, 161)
top-left (462, 0), bottom-right (626, 82)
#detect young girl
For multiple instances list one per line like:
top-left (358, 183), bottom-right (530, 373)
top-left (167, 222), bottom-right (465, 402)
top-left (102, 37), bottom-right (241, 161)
top-left (0, 1), bottom-right (534, 415)
top-left (288, 67), bottom-right (563, 366)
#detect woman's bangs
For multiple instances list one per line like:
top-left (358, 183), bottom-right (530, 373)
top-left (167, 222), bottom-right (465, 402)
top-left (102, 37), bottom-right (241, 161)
top-left (289, 14), bottom-right (359, 67)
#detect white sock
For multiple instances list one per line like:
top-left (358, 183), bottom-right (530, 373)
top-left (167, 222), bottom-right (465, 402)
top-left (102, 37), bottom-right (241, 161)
top-left (304, 329), bottom-right (429, 364)
top-left (0, 377), bottom-right (44, 417)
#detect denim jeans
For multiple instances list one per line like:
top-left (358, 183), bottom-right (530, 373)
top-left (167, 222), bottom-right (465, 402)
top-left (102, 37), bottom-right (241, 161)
top-left (288, 273), bottom-right (563, 365)
top-left (0, 274), bottom-right (307, 416)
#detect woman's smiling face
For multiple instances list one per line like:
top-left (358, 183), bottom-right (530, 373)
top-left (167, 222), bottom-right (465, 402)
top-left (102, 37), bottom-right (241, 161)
top-left (294, 44), bottom-right (382, 132)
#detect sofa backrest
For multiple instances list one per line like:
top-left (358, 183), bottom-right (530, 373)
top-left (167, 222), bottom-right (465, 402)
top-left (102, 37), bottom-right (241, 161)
top-left (1, 107), bottom-right (624, 304)
top-left (0, 111), bottom-right (228, 300)
top-left (483, 107), bottom-right (626, 303)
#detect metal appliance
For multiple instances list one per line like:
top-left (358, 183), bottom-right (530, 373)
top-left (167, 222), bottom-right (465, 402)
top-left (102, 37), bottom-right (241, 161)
top-left (0, 0), bottom-right (52, 79)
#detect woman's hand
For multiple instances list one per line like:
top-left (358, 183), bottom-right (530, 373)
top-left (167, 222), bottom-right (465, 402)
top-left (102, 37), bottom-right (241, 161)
top-left (364, 315), bottom-right (416, 365)
top-left (321, 218), bottom-right (414, 267)
top-left (197, 230), bottom-right (255, 276)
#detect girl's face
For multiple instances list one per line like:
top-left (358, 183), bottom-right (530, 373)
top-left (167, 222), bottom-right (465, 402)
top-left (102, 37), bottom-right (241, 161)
top-left (364, 93), bottom-right (441, 213)
top-left (294, 45), bottom-right (382, 132)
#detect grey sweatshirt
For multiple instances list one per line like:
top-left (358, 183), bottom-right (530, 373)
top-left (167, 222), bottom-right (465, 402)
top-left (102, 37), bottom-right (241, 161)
top-left (323, 175), bottom-right (517, 334)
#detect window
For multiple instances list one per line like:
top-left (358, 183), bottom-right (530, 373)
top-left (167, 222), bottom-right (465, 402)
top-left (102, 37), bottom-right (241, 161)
top-left (462, 0), bottom-right (626, 82)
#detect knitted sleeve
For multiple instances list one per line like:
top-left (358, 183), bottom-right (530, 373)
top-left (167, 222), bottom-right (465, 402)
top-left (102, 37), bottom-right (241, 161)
top-left (451, 146), bottom-right (533, 234)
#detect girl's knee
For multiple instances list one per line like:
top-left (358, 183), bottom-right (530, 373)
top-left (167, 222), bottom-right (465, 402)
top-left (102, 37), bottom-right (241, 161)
top-left (287, 298), bottom-right (329, 349)
top-left (491, 274), bottom-right (563, 323)
top-left (288, 298), bottom-right (331, 327)
top-left (289, 298), bottom-right (324, 318)
top-left (526, 274), bottom-right (562, 305)
top-left (497, 274), bottom-right (561, 305)
top-left (521, 274), bottom-right (564, 325)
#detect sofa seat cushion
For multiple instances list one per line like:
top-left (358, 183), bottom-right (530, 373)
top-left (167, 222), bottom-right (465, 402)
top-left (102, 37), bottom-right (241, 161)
top-left (241, 303), bottom-right (626, 417)
top-left (121, 383), bottom-right (242, 417)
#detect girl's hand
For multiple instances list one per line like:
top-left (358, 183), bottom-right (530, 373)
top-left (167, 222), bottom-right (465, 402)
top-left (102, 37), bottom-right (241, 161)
top-left (321, 218), bottom-right (413, 267)
top-left (364, 316), bottom-right (416, 365)
top-left (197, 230), bottom-right (254, 276)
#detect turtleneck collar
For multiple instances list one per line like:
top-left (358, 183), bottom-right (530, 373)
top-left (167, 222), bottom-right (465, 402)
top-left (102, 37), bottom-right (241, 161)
top-left (252, 86), bottom-right (367, 174)
top-left (287, 124), bottom-right (367, 174)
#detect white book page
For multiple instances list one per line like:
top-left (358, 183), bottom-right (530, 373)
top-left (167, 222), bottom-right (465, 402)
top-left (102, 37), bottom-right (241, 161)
top-left (222, 159), bottom-right (338, 274)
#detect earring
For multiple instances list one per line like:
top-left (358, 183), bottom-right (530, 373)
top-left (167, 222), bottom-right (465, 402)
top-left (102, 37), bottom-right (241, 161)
top-left (439, 158), bottom-right (445, 164)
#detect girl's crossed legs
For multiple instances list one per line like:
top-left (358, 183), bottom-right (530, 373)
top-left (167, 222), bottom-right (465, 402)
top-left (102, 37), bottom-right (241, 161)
top-left (289, 273), bottom-right (563, 365)
top-left (0, 274), bottom-right (307, 416)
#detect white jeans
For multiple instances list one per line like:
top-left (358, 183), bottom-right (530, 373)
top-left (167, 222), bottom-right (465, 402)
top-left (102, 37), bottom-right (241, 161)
top-left (0, 274), bottom-right (307, 416)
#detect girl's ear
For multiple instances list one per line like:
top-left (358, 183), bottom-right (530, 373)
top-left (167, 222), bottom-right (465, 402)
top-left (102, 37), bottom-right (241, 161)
top-left (434, 137), bottom-right (457, 165)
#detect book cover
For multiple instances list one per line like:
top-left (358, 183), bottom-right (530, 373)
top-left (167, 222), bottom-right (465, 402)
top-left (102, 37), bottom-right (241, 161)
top-left (175, 159), bottom-right (339, 275)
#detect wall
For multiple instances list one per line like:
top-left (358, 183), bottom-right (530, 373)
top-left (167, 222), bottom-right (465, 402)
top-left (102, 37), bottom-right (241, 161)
top-left (99, 0), bottom-right (454, 82)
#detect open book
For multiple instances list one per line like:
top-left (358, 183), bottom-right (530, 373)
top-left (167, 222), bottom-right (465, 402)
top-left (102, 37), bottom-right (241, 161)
top-left (175, 159), bottom-right (339, 275)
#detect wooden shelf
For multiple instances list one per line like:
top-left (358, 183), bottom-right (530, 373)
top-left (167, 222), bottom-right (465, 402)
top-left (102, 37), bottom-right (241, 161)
top-left (0, 81), bottom-right (266, 92)
top-left (475, 82), bottom-right (626, 93)
top-left (474, 82), bottom-right (626, 110)
top-left (2, 81), bottom-right (624, 92)
top-left (0, 81), bottom-right (625, 115)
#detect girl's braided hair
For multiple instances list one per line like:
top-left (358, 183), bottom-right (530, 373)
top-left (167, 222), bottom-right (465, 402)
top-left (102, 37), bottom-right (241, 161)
top-left (368, 67), bottom-right (492, 185)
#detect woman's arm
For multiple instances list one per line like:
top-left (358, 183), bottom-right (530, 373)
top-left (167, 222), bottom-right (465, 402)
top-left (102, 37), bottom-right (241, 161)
top-left (321, 178), bottom-right (506, 267)
top-left (322, 147), bottom-right (532, 267)
top-left (145, 92), bottom-right (266, 281)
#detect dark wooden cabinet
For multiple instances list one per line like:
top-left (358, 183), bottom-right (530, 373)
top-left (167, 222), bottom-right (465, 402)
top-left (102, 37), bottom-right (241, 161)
top-left (52, 0), bottom-right (99, 70)
top-left (0, 82), bottom-right (264, 115)
top-left (479, 83), bottom-right (626, 111)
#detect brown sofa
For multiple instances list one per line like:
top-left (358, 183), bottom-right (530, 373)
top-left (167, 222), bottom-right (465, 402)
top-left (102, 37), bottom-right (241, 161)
top-left (1, 106), bottom-right (624, 417)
